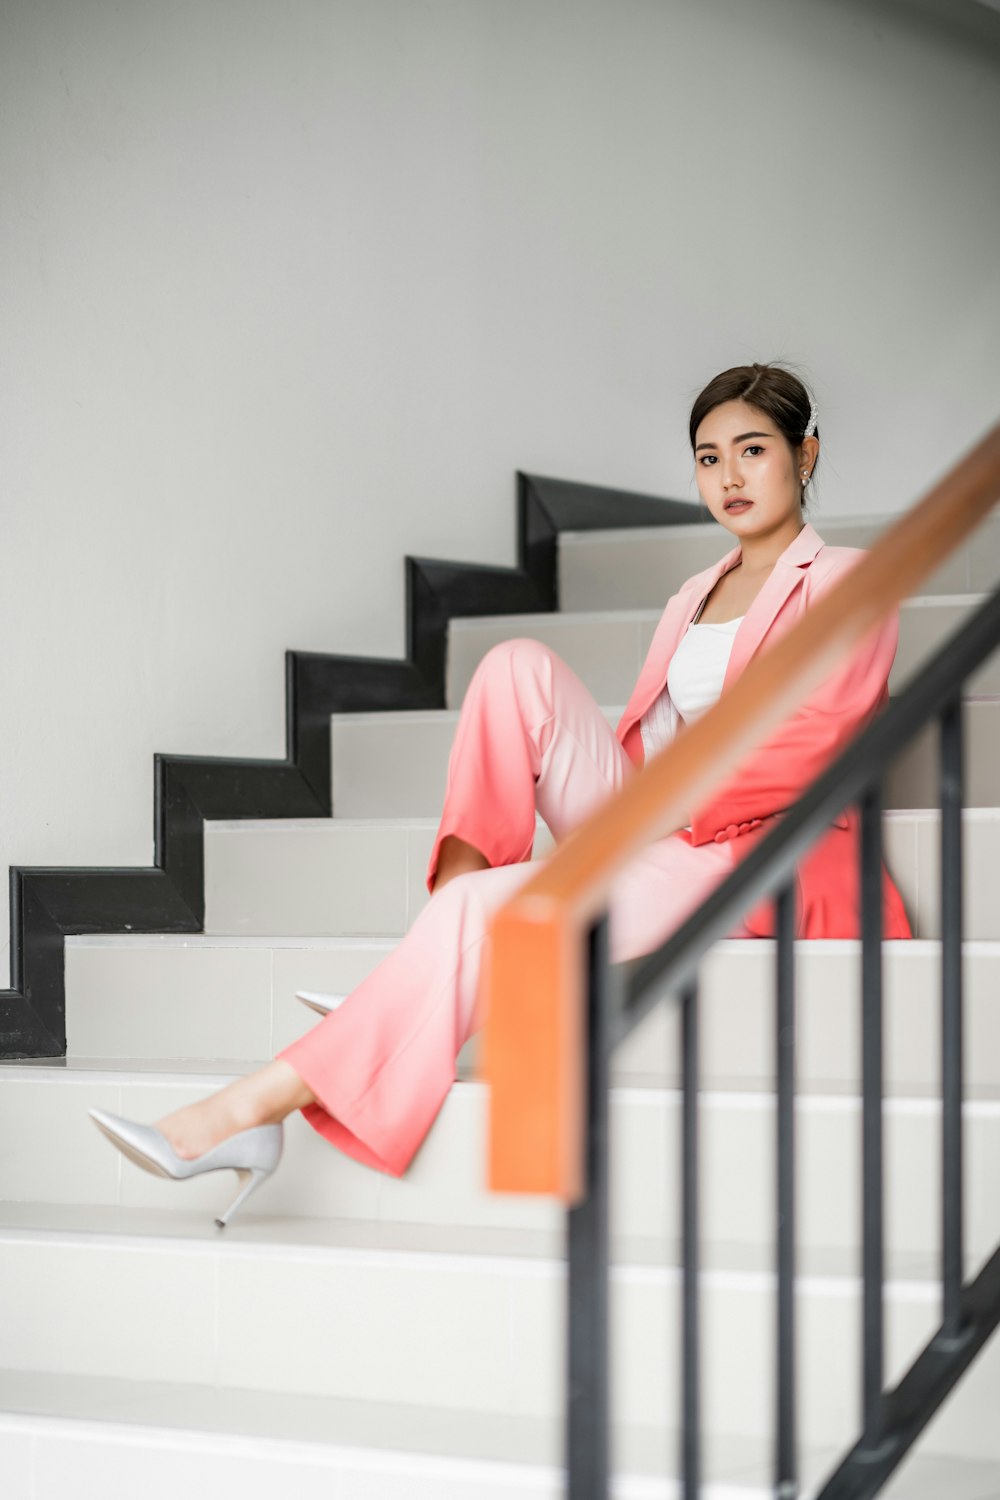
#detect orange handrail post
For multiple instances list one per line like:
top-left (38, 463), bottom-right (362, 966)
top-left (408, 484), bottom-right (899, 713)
top-left (483, 902), bottom-right (586, 1199)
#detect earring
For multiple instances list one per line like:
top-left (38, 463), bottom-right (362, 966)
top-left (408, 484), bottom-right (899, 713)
top-left (801, 470), bottom-right (810, 484)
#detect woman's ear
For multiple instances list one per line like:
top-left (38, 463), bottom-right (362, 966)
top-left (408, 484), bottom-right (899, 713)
top-left (799, 435), bottom-right (820, 480)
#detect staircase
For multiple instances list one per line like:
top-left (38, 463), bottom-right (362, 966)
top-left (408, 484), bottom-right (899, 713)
top-left (1, 513), bottom-right (998, 1498)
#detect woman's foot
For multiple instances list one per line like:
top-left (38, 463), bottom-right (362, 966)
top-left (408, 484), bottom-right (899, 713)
top-left (89, 1109), bottom-right (286, 1229)
top-left (155, 1061), bottom-right (316, 1161)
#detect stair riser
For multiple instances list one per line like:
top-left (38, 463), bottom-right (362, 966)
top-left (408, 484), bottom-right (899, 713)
top-left (202, 819), bottom-right (556, 937)
top-left (203, 822), bottom-right (437, 939)
top-left (331, 703), bottom-right (1000, 818)
top-left (619, 940), bottom-right (1000, 1095)
top-left (200, 813), bottom-right (1000, 939)
top-left (65, 938), bottom-right (398, 1061)
top-left (558, 517), bottom-right (1000, 612)
top-left (6, 1070), bottom-right (998, 1263)
top-left (883, 700), bottom-right (1000, 809)
top-left (65, 939), bottom-right (1000, 1096)
top-left (0, 1234), bottom-right (996, 1459)
top-left (446, 600), bottom-right (995, 710)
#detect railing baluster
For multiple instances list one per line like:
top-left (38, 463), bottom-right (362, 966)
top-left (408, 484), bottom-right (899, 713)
top-left (568, 916), bottom-right (611, 1499)
top-left (940, 697), bottom-right (965, 1344)
top-left (860, 783), bottom-right (886, 1452)
top-left (775, 881), bottom-right (797, 1498)
top-left (680, 976), bottom-right (700, 1499)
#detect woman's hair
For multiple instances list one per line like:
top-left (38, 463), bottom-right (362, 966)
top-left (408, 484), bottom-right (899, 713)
top-left (688, 363), bottom-right (820, 482)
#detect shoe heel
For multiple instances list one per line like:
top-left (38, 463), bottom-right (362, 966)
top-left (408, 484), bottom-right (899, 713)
top-left (215, 1166), bottom-right (270, 1230)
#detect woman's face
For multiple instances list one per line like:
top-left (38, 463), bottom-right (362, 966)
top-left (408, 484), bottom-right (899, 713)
top-left (693, 398), bottom-right (807, 541)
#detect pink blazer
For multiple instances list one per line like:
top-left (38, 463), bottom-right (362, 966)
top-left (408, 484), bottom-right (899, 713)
top-left (616, 522), bottom-right (912, 939)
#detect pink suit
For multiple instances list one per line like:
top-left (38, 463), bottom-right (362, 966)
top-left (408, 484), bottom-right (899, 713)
top-left (277, 522), bottom-right (911, 1176)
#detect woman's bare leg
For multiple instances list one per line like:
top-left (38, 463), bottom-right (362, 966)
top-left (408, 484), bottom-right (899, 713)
top-left (431, 834), bottom-right (490, 891)
top-left (154, 1060), bottom-right (316, 1161)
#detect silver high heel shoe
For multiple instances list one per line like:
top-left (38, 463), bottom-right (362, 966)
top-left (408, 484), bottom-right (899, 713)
top-left (88, 1109), bottom-right (284, 1229)
top-left (295, 990), bottom-right (346, 1017)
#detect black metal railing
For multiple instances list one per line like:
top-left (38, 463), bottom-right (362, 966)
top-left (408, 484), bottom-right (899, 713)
top-left (567, 581), bottom-right (1000, 1498)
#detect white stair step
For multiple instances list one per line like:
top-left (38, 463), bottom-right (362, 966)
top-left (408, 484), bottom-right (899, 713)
top-left (2, 1371), bottom-right (991, 1500)
top-left (0, 1374), bottom-right (688, 1500)
top-left (64, 933), bottom-right (398, 1060)
top-left (330, 707), bottom-right (620, 819)
top-left (0, 1206), bottom-right (997, 1460)
top-left (331, 709), bottom-right (463, 821)
top-left (884, 697), bottom-right (1000, 809)
top-left (446, 597), bottom-right (995, 709)
top-left (62, 934), bottom-right (1000, 1095)
top-left (201, 817), bottom-right (560, 937)
top-left (201, 809), bottom-right (1000, 939)
top-left (616, 937), bottom-right (1000, 1101)
top-left (330, 701), bottom-right (1000, 818)
top-left (558, 514), bottom-right (1000, 612)
top-left (4, 1064), bottom-right (998, 1262)
top-left (201, 818), bottom-right (437, 938)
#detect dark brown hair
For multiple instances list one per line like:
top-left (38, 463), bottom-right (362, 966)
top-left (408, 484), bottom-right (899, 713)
top-left (688, 363), bottom-right (819, 482)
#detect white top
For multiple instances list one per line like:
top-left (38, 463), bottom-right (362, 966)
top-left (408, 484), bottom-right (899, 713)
top-left (639, 616), bottom-right (744, 762)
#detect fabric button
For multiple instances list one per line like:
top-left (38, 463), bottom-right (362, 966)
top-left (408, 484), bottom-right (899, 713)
top-left (749, 818), bottom-right (762, 830)
top-left (714, 830), bottom-right (727, 844)
top-left (738, 821), bottom-right (751, 835)
top-left (725, 824), bottom-right (739, 839)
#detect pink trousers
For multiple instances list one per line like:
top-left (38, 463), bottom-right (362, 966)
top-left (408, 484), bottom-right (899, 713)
top-left (277, 639), bottom-right (753, 1176)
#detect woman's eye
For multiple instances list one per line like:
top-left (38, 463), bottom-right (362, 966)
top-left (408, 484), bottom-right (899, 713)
top-left (698, 447), bottom-right (762, 466)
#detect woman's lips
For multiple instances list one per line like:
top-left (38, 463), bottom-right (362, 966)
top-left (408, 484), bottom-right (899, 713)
top-left (724, 499), bottom-right (753, 511)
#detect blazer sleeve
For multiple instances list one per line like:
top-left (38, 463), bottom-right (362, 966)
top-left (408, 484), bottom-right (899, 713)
top-left (688, 585), bottom-right (900, 847)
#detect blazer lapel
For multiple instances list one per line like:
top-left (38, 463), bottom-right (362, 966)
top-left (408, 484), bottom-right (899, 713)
top-left (617, 522), bottom-right (827, 757)
top-left (723, 522), bottom-right (826, 688)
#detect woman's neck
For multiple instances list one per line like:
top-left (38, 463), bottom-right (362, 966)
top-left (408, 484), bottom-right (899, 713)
top-left (735, 516), bottom-right (805, 574)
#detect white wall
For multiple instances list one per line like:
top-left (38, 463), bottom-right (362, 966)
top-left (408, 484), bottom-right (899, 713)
top-left (1, 0), bottom-right (999, 979)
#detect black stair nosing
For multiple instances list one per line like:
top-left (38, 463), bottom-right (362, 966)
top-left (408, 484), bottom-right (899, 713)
top-left (1, 473), bottom-right (701, 1059)
top-left (407, 556), bottom-right (547, 696)
top-left (519, 470), bottom-right (708, 608)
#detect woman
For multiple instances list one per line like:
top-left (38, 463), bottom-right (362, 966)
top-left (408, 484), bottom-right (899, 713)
top-left (90, 362), bottom-right (912, 1225)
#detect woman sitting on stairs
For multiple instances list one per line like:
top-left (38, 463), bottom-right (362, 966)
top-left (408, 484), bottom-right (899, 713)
top-left (90, 361), bottom-right (912, 1226)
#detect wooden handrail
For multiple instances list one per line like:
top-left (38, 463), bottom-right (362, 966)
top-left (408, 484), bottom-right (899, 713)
top-left (482, 420), bottom-right (1000, 1201)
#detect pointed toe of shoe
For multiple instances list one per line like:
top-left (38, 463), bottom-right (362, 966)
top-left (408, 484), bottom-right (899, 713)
top-left (295, 990), bottom-right (347, 1016)
top-left (88, 1106), bottom-right (133, 1144)
top-left (87, 1108), bottom-right (180, 1179)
